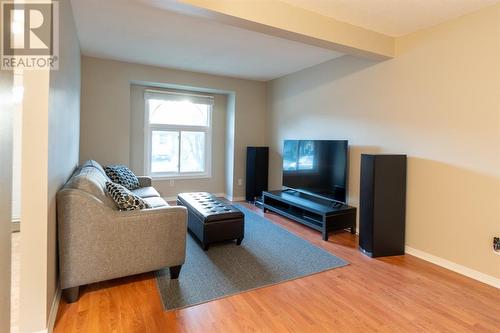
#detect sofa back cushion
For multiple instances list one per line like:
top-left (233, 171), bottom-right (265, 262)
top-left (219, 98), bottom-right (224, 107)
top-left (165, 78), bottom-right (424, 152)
top-left (80, 160), bottom-right (109, 178)
top-left (66, 164), bottom-right (115, 208)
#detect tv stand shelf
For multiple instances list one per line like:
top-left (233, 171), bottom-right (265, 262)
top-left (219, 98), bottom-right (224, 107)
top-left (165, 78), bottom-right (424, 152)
top-left (262, 190), bottom-right (356, 241)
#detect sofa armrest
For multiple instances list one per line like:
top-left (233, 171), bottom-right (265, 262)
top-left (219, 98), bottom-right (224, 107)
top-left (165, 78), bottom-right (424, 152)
top-left (137, 176), bottom-right (152, 187)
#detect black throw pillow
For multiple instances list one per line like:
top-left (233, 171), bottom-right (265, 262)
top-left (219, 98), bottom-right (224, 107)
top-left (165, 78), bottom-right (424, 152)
top-left (104, 164), bottom-right (140, 190)
top-left (106, 182), bottom-right (151, 211)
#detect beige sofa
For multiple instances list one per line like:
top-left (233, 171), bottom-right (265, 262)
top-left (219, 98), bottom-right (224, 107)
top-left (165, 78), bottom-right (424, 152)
top-left (57, 160), bottom-right (187, 302)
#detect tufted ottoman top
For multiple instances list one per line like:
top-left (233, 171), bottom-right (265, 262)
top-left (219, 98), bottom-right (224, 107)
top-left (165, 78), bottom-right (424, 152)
top-left (177, 192), bottom-right (244, 223)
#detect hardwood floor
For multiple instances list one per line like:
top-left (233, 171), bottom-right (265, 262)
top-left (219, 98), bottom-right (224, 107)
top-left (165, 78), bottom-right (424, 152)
top-left (54, 203), bottom-right (500, 333)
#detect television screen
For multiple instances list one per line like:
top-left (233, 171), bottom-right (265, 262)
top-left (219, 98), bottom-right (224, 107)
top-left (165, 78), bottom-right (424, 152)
top-left (282, 140), bottom-right (348, 202)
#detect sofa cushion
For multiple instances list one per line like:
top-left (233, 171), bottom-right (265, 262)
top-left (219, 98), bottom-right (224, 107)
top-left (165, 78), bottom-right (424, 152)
top-left (131, 186), bottom-right (160, 198)
top-left (80, 160), bottom-right (109, 179)
top-left (143, 196), bottom-right (169, 208)
top-left (106, 182), bottom-right (151, 211)
top-left (66, 166), bottom-right (115, 208)
top-left (104, 165), bottom-right (140, 190)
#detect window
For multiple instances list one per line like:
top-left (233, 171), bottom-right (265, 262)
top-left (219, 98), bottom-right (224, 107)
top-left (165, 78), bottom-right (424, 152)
top-left (144, 90), bottom-right (213, 178)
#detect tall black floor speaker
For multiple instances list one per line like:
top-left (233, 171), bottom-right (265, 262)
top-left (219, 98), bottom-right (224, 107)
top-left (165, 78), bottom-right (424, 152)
top-left (246, 147), bottom-right (269, 202)
top-left (359, 154), bottom-right (407, 257)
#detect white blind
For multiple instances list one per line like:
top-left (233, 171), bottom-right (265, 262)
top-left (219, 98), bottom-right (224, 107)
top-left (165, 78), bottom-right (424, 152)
top-left (144, 89), bottom-right (214, 105)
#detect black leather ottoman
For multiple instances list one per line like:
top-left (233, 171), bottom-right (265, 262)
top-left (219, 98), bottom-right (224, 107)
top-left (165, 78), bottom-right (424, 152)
top-left (177, 192), bottom-right (244, 250)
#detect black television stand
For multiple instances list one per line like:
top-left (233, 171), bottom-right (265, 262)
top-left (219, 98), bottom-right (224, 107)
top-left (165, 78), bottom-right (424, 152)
top-left (262, 190), bottom-right (357, 241)
top-left (283, 189), bottom-right (344, 206)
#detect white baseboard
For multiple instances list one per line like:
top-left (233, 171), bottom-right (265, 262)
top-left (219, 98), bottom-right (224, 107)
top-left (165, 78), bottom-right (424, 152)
top-left (224, 194), bottom-right (245, 202)
top-left (405, 246), bottom-right (500, 289)
top-left (162, 193), bottom-right (498, 289)
top-left (164, 193), bottom-right (246, 202)
top-left (47, 286), bottom-right (61, 333)
top-left (164, 193), bottom-right (229, 202)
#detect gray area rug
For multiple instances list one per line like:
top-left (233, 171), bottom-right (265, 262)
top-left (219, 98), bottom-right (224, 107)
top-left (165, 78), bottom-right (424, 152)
top-left (156, 205), bottom-right (348, 311)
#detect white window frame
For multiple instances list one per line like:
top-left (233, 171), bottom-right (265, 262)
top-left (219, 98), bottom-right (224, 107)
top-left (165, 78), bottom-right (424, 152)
top-left (144, 89), bottom-right (213, 180)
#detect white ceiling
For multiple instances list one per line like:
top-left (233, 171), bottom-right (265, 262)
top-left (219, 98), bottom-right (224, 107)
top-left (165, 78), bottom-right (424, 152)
top-left (280, 0), bottom-right (499, 36)
top-left (70, 0), bottom-right (343, 81)
top-left (71, 0), bottom-right (498, 80)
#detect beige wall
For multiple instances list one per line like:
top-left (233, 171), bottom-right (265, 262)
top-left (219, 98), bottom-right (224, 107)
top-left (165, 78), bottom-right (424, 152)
top-left (46, 0), bottom-right (81, 319)
top-left (129, 85), bottom-right (227, 197)
top-left (0, 70), bottom-right (13, 333)
top-left (19, 0), bottom-right (81, 331)
top-left (267, 5), bottom-right (500, 279)
top-left (80, 56), bottom-right (267, 199)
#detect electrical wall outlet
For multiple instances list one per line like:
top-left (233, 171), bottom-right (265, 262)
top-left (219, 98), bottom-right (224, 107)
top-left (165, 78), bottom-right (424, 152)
top-left (169, 179), bottom-right (175, 187)
top-left (494, 237), bottom-right (500, 253)
top-left (237, 178), bottom-right (243, 186)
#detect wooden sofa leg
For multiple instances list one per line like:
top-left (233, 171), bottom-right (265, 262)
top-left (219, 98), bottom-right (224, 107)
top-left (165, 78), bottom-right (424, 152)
top-left (169, 265), bottom-right (182, 279)
top-left (63, 286), bottom-right (80, 303)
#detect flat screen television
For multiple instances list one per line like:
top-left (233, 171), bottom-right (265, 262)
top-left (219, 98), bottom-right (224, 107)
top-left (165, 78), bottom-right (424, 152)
top-left (282, 140), bottom-right (348, 203)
